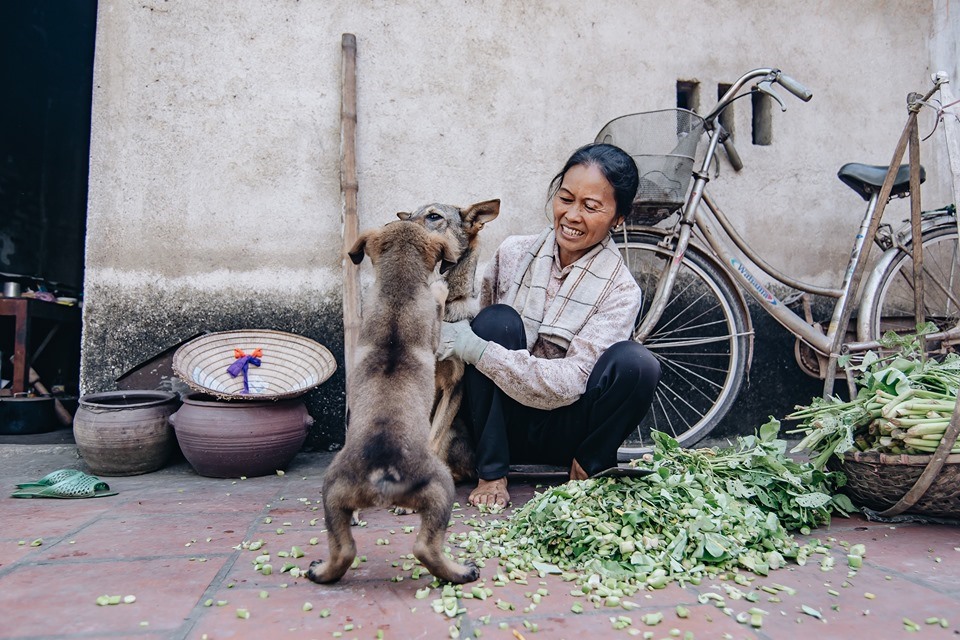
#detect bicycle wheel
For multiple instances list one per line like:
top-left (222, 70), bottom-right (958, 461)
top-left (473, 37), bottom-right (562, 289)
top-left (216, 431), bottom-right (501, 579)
top-left (615, 230), bottom-right (750, 459)
top-left (863, 224), bottom-right (960, 344)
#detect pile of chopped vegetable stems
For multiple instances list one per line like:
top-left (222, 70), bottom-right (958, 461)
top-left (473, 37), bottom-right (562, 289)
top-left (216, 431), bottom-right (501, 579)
top-left (788, 327), bottom-right (960, 468)
top-left (450, 425), bottom-right (854, 603)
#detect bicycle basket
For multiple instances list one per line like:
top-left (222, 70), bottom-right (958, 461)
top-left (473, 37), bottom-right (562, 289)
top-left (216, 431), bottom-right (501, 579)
top-left (595, 108), bottom-right (705, 225)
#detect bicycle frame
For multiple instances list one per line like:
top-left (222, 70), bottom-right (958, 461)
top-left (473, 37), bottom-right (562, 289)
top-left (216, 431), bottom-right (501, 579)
top-left (635, 68), bottom-right (959, 381)
top-left (686, 189), bottom-right (878, 356)
top-left (634, 183), bottom-right (880, 360)
top-left (634, 69), bottom-right (880, 359)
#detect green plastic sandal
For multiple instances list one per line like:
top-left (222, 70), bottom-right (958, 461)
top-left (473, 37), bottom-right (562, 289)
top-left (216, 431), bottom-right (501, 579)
top-left (10, 474), bottom-right (117, 499)
top-left (15, 468), bottom-right (86, 489)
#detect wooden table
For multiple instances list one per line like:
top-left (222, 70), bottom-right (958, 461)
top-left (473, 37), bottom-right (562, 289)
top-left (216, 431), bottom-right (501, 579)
top-left (0, 297), bottom-right (81, 394)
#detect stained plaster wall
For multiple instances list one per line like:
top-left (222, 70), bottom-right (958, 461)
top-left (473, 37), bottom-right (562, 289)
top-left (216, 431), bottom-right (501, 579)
top-left (84, 0), bottom-right (947, 450)
top-left (931, 0), bottom-right (960, 204)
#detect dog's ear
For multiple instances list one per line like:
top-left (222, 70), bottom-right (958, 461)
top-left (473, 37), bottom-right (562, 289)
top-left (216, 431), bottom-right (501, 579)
top-left (439, 259), bottom-right (456, 275)
top-left (396, 211), bottom-right (411, 221)
top-left (461, 199), bottom-right (500, 227)
top-left (435, 237), bottom-right (459, 274)
top-left (347, 231), bottom-right (371, 265)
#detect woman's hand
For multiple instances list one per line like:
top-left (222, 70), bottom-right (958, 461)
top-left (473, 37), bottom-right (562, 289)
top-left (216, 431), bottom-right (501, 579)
top-left (437, 320), bottom-right (488, 364)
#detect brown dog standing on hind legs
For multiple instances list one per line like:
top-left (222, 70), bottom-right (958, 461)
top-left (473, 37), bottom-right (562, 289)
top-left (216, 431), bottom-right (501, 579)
top-left (397, 200), bottom-right (500, 482)
top-left (306, 221), bottom-right (479, 585)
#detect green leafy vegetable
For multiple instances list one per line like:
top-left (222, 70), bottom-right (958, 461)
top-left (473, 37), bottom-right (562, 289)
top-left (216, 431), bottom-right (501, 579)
top-left (451, 424), bottom-right (853, 603)
top-left (788, 328), bottom-right (960, 465)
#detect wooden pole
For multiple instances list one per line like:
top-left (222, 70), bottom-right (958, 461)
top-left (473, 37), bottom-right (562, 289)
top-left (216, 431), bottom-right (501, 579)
top-left (821, 82), bottom-right (942, 396)
top-left (907, 103), bottom-right (925, 333)
top-left (822, 110), bottom-right (914, 395)
top-left (340, 33), bottom-right (360, 420)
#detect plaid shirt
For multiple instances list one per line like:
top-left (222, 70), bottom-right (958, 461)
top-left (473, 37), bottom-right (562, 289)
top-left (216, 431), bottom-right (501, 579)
top-left (475, 232), bottom-right (642, 410)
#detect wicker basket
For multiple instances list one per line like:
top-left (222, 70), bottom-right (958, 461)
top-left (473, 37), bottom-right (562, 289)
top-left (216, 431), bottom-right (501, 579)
top-left (595, 108), bottom-right (705, 225)
top-left (829, 451), bottom-right (960, 519)
top-left (172, 329), bottom-right (337, 401)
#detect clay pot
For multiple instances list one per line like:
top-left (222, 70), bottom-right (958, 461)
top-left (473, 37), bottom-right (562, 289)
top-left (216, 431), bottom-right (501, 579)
top-left (170, 393), bottom-right (313, 478)
top-left (73, 390), bottom-right (179, 476)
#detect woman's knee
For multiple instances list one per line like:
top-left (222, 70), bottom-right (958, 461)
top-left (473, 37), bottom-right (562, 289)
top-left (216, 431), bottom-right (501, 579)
top-left (471, 304), bottom-right (526, 349)
top-left (591, 341), bottom-right (661, 389)
top-left (628, 341), bottom-right (661, 384)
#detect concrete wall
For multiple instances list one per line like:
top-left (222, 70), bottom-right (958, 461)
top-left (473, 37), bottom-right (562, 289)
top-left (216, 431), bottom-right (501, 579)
top-left (931, 0), bottom-right (960, 204)
top-left (84, 0), bottom-right (946, 449)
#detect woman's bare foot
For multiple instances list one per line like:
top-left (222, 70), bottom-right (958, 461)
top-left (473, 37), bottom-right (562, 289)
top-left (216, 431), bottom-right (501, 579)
top-left (570, 458), bottom-right (589, 481)
top-left (468, 477), bottom-right (510, 508)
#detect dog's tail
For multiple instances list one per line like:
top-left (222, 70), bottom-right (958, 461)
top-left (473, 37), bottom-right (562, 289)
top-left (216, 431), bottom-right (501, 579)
top-left (363, 429), bottom-right (425, 499)
top-left (367, 468), bottom-right (427, 502)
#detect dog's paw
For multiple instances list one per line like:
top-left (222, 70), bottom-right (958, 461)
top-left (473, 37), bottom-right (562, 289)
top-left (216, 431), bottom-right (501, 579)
top-left (458, 560), bottom-right (480, 584)
top-left (306, 559), bottom-right (344, 584)
top-left (450, 468), bottom-right (478, 484)
top-left (305, 559), bottom-right (327, 584)
top-left (391, 505), bottom-right (417, 516)
top-left (350, 509), bottom-right (361, 526)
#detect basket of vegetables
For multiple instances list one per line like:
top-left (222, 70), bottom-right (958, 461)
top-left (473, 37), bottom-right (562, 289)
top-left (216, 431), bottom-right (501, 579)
top-left (787, 330), bottom-right (960, 519)
top-left (832, 451), bottom-right (960, 517)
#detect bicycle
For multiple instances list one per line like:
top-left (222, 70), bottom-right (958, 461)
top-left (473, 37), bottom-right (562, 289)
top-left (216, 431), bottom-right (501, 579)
top-left (595, 68), bottom-right (960, 459)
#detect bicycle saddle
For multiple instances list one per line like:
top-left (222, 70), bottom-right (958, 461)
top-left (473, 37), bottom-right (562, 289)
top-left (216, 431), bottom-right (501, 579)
top-left (837, 162), bottom-right (925, 201)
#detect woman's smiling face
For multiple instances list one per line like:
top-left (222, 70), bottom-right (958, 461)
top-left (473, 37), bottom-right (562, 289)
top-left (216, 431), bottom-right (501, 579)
top-left (552, 163), bottom-right (623, 267)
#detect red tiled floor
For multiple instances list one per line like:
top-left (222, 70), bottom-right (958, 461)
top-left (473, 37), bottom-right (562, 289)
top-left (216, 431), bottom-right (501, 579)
top-left (30, 513), bottom-right (250, 562)
top-left (186, 582), bottom-right (460, 639)
top-left (834, 523), bottom-right (960, 593)
top-left (2, 498), bottom-right (114, 540)
top-left (1, 447), bottom-right (958, 639)
top-left (0, 556), bottom-right (226, 637)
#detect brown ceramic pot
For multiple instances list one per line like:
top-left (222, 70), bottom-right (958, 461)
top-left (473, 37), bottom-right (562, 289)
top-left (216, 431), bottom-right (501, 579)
top-left (73, 390), bottom-right (179, 476)
top-left (170, 392), bottom-right (313, 478)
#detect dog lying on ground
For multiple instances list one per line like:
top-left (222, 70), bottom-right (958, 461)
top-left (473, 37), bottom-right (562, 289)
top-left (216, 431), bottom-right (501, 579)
top-left (398, 200), bottom-right (500, 483)
top-left (306, 221), bottom-right (479, 585)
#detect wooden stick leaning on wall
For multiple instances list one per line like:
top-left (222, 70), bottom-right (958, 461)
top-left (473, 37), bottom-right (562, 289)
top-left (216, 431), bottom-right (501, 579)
top-left (340, 33), bottom-right (360, 422)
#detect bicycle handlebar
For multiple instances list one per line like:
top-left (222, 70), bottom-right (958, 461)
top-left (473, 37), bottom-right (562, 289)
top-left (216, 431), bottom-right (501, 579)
top-left (705, 68), bottom-right (812, 122)
top-left (702, 68), bottom-right (811, 172)
top-left (777, 73), bottom-right (813, 102)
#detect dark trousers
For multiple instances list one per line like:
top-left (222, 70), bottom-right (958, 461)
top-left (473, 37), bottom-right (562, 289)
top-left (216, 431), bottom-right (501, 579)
top-left (462, 304), bottom-right (662, 479)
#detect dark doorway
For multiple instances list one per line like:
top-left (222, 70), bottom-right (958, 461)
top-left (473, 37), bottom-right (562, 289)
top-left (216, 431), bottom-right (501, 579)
top-left (1, 1), bottom-right (97, 400)
top-left (1, 0), bottom-right (97, 295)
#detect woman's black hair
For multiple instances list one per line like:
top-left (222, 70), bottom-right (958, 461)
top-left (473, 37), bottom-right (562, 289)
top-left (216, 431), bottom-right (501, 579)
top-left (548, 143), bottom-right (639, 221)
